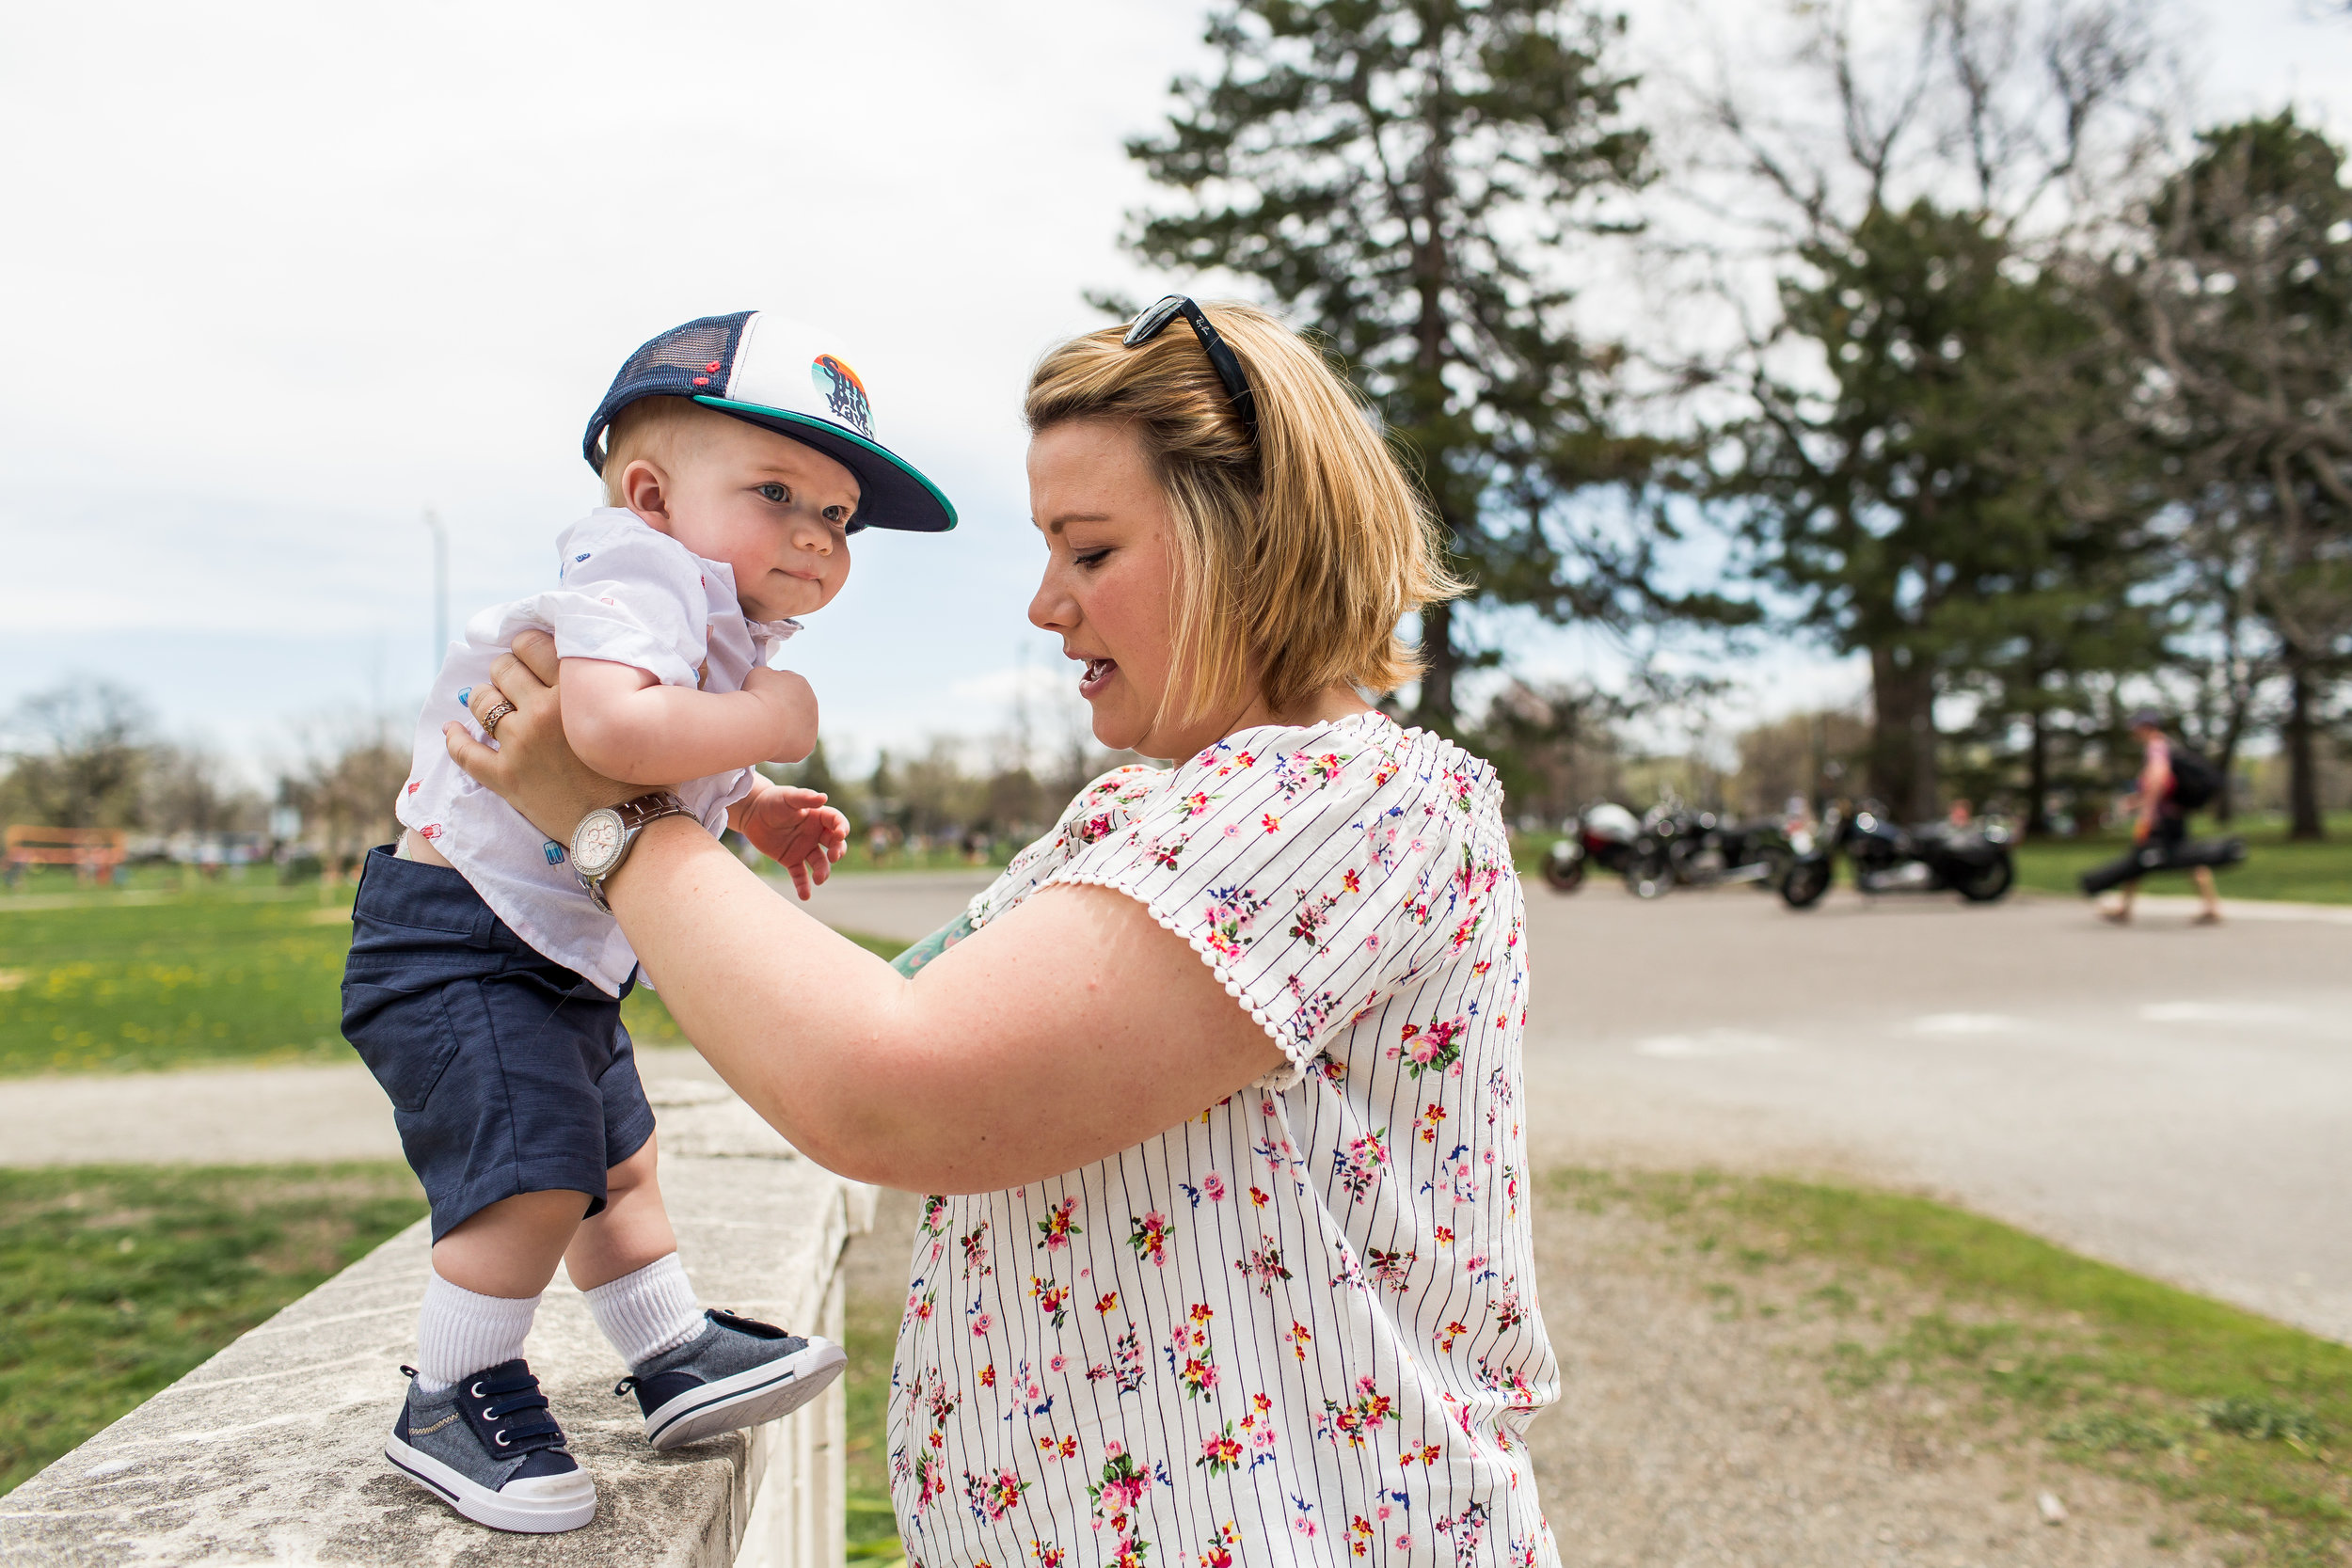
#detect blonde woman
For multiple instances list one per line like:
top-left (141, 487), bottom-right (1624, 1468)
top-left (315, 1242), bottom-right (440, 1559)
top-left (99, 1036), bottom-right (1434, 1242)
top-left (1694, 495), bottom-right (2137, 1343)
top-left (449, 299), bottom-right (1558, 1565)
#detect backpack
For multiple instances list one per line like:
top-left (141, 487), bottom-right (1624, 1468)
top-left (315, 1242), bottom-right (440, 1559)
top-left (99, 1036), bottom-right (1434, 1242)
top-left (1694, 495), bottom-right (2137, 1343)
top-left (2167, 742), bottom-right (2221, 811)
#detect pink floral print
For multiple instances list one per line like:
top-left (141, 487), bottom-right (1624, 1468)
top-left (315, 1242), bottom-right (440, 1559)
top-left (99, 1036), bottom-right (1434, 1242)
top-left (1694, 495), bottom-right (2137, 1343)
top-left (891, 712), bottom-right (1557, 1565)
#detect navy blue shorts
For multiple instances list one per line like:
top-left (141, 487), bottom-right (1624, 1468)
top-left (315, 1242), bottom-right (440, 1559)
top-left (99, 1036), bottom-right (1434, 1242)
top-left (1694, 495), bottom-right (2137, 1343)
top-left (342, 845), bottom-right (657, 1243)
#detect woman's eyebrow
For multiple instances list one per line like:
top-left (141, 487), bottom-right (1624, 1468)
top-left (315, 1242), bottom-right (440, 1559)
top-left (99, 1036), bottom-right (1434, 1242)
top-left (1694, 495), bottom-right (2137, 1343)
top-left (1041, 512), bottom-right (1113, 534)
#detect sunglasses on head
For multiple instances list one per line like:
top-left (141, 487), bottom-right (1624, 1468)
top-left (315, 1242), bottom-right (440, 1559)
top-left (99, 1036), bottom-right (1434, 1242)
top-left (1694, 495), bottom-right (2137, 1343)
top-left (1123, 294), bottom-right (1260, 444)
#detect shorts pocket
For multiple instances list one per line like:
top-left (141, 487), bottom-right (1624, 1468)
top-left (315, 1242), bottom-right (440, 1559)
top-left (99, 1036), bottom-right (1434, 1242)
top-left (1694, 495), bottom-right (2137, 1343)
top-left (341, 980), bottom-right (467, 1114)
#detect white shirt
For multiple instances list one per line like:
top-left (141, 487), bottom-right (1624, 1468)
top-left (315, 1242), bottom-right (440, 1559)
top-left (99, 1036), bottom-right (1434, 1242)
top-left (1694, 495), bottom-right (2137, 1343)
top-left (396, 508), bottom-right (801, 995)
top-left (889, 712), bottom-right (1559, 1568)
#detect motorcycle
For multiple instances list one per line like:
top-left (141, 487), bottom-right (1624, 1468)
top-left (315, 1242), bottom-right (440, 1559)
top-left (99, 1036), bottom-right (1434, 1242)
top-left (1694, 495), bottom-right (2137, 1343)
top-left (1540, 801), bottom-right (1643, 893)
top-left (1780, 802), bottom-right (2014, 909)
top-left (1624, 806), bottom-right (1797, 900)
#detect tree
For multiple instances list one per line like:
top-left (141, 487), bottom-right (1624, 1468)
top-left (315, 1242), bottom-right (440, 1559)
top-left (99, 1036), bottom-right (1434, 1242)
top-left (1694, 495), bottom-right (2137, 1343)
top-left (279, 716), bottom-right (407, 873)
top-left (2133, 113), bottom-right (2352, 839)
top-left (1122, 0), bottom-right (1740, 730)
top-left (1722, 201), bottom-right (2156, 820)
top-left (0, 680), bottom-right (153, 829)
top-left (1693, 0), bottom-right (2163, 820)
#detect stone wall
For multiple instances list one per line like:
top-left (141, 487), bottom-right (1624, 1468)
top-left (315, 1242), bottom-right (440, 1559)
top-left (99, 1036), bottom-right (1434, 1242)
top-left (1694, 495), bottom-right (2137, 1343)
top-left (0, 1081), bottom-right (872, 1568)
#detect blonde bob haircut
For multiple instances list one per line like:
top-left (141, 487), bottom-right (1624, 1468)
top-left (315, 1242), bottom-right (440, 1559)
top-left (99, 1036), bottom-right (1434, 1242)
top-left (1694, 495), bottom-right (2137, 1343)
top-left (1025, 302), bottom-right (1461, 728)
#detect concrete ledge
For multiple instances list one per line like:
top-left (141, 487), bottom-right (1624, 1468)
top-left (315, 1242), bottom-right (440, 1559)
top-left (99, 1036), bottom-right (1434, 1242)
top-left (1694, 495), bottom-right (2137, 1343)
top-left (0, 1082), bottom-right (872, 1567)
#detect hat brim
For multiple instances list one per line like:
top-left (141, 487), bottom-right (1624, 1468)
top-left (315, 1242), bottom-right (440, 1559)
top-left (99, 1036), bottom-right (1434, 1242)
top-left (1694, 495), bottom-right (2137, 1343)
top-left (694, 395), bottom-right (957, 533)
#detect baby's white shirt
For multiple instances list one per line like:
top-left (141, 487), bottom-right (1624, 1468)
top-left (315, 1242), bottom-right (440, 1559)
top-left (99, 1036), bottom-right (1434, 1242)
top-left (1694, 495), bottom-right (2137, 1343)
top-left (396, 507), bottom-right (803, 996)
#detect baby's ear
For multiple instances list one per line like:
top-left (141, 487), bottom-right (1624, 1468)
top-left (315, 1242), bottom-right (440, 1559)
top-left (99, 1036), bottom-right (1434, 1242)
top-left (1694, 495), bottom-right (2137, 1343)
top-left (619, 459), bottom-right (675, 534)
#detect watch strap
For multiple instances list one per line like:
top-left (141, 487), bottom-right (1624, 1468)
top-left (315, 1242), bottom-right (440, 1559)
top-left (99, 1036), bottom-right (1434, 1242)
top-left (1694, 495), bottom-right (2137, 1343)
top-left (578, 791), bottom-right (691, 912)
top-left (612, 790), bottom-right (689, 833)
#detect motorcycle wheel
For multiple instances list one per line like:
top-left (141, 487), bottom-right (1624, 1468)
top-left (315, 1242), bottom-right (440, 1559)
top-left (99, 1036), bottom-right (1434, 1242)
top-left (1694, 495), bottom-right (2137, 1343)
top-left (1542, 847), bottom-right (1587, 894)
top-left (1626, 847), bottom-right (1675, 900)
top-left (1780, 857), bottom-right (1832, 909)
top-left (1751, 845), bottom-right (1794, 893)
top-left (1953, 851), bottom-right (2014, 903)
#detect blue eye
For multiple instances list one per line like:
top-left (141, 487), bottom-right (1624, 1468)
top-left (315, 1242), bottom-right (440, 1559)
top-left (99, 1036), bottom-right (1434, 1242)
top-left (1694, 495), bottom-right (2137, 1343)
top-left (757, 483), bottom-right (789, 503)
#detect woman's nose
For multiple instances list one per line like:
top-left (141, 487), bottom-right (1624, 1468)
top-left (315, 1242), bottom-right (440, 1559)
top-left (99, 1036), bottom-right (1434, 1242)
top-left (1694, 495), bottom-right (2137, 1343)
top-left (1028, 569), bottom-right (1073, 632)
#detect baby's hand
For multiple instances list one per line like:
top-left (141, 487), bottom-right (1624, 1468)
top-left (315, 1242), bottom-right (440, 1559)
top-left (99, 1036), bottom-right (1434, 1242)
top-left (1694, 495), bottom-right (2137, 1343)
top-left (732, 782), bottom-right (850, 899)
top-left (741, 666), bottom-right (818, 765)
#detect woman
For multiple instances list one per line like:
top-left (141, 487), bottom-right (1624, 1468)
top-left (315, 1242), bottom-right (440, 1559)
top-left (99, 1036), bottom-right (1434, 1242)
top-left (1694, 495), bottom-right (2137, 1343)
top-left (449, 300), bottom-right (1557, 1565)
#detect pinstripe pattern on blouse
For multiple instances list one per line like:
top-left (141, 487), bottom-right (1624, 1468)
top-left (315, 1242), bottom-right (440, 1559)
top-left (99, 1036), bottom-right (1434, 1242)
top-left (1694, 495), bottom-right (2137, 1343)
top-left (888, 711), bottom-right (1555, 1568)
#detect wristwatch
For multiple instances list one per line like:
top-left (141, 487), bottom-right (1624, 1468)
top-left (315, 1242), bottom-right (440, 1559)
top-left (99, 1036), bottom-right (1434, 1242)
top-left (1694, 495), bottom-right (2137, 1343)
top-left (571, 791), bottom-right (691, 912)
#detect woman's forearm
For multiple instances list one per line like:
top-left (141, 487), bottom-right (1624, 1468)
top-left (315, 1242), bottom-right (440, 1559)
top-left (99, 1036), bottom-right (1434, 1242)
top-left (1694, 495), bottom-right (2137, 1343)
top-left (605, 817), bottom-right (1281, 1193)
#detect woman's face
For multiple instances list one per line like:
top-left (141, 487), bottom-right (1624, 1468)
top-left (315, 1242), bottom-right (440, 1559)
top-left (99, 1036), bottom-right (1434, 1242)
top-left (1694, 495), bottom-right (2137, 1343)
top-left (1026, 420), bottom-right (1200, 759)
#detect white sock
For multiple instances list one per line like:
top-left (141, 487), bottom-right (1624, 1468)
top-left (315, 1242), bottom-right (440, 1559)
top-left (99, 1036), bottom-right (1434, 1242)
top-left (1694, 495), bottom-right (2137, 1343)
top-left (584, 1254), bottom-right (707, 1370)
top-left (413, 1270), bottom-right (541, 1393)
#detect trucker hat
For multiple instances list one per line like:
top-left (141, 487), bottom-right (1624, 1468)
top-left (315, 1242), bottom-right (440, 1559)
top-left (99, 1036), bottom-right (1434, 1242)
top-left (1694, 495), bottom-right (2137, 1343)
top-left (583, 311), bottom-right (957, 533)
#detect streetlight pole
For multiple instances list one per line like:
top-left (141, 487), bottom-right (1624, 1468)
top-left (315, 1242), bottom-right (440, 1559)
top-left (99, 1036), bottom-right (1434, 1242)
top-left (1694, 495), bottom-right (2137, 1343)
top-left (422, 507), bottom-right (449, 672)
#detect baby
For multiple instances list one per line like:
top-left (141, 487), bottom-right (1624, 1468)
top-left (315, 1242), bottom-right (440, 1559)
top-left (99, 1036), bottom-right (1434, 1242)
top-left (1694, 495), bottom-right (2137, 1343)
top-left (342, 311), bottom-right (955, 1533)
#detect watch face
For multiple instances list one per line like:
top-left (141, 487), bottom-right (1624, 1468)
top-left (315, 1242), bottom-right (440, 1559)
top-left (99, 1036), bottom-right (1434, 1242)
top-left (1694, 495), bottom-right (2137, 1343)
top-left (574, 810), bottom-right (625, 876)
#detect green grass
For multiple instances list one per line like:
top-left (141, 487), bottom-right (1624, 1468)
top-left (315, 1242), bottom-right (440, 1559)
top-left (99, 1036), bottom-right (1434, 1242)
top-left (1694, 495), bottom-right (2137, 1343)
top-left (2014, 813), bottom-right (2352, 905)
top-left (0, 887), bottom-right (358, 1076)
top-left (0, 1163), bottom-right (427, 1494)
top-left (843, 1262), bottom-right (905, 1562)
top-left (1560, 1168), bottom-right (2352, 1566)
top-left (0, 876), bottom-right (908, 1075)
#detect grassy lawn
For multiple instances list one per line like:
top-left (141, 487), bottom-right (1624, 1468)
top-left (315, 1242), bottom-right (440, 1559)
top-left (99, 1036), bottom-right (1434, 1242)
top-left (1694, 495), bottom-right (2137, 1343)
top-left (0, 884), bottom-right (358, 1076)
top-left (1567, 1168), bottom-right (2352, 1567)
top-left (0, 873), bottom-right (906, 1076)
top-left (0, 1163), bottom-right (427, 1494)
top-left (2013, 813), bottom-right (2352, 905)
top-left (843, 1264), bottom-right (906, 1563)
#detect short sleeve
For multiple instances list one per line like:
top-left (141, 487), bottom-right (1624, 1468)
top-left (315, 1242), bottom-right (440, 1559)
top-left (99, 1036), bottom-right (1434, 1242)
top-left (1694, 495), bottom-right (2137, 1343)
top-left (966, 765), bottom-right (1167, 929)
top-left (1042, 720), bottom-right (1470, 1088)
top-left (531, 517), bottom-right (710, 689)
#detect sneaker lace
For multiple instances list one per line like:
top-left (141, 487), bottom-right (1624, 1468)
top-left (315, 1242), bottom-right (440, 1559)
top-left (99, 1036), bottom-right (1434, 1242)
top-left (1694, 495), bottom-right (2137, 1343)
top-left (471, 1367), bottom-right (564, 1454)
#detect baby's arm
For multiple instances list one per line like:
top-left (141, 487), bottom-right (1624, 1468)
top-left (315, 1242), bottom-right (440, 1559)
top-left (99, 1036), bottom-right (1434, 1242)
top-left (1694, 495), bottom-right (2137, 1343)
top-left (561, 658), bottom-right (818, 785)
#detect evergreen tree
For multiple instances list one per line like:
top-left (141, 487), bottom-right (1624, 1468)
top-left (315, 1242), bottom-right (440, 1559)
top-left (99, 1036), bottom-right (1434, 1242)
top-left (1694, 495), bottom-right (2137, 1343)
top-left (1121, 0), bottom-right (1738, 729)
top-left (1720, 202), bottom-right (2155, 821)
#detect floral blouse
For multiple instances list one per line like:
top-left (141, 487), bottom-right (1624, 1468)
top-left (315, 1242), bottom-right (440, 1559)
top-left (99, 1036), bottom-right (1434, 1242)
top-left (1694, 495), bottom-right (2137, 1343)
top-left (887, 711), bottom-right (1556, 1567)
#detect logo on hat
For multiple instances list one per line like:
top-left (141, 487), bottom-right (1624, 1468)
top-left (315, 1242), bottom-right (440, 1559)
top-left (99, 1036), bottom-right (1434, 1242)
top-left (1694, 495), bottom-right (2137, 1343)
top-left (811, 355), bottom-right (873, 438)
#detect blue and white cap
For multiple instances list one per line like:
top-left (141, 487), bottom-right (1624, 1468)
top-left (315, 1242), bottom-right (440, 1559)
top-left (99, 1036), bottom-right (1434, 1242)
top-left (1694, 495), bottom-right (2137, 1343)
top-left (584, 311), bottom-right (956, 533)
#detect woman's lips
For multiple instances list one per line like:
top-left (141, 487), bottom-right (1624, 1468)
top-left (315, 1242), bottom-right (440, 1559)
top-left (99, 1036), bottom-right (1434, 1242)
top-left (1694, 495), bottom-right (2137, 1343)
top-left (1078, 657), bottom-right (1118, 699)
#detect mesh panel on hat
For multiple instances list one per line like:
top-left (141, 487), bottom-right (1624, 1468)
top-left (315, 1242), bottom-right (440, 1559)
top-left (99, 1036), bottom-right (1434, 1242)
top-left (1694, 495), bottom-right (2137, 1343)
top-left (612, 319), bottom-right (739, 388)
top-left (583, 311), bottom-right (753, 474)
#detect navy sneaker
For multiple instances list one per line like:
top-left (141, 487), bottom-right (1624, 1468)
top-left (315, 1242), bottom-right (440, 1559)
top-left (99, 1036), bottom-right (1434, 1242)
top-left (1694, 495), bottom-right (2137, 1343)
top-left (614, 1308), bottom-right (848, 1450)
top-left (386, 1361), bottom-right (596, 1533)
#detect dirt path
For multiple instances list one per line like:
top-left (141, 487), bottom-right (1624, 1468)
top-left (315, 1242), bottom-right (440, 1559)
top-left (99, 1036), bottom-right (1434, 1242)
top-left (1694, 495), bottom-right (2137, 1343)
top-left (844, 1181), bottom-right (2239, 1567)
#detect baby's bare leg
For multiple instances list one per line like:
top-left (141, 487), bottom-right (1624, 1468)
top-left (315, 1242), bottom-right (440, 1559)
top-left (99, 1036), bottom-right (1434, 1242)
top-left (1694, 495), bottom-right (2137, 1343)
top-left (565, 1135), bottom-right (679, 1291)
top-left (433, 1190), bottom-right (589, 1298)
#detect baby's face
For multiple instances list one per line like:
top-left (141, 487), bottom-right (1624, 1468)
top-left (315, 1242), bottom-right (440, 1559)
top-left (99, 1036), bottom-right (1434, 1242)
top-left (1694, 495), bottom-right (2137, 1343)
top-left (648, 419), bottom-right (856, 621)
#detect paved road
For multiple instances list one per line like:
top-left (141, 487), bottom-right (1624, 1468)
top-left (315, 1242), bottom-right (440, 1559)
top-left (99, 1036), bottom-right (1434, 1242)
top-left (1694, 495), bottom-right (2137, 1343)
top-left (7, 868), bottom-right (2346, 1343)
top-left (1519, 883), bottom-right (2352, 1344)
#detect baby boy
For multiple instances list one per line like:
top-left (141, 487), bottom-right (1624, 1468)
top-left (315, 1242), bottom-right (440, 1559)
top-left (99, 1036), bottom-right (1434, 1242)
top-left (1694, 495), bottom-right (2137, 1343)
top-left (342, 311), bottom-right (955, 1533)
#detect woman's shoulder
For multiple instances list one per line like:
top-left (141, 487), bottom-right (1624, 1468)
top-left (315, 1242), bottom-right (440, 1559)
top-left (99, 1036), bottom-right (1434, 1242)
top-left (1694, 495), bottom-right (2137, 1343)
top-left (966, 763), bottom-right (1171, 927)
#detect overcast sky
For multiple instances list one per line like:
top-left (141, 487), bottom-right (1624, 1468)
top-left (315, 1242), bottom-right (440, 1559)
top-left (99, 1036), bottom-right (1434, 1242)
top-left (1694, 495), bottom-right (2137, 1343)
top-left (5, 0), bottom-right (2347, 781)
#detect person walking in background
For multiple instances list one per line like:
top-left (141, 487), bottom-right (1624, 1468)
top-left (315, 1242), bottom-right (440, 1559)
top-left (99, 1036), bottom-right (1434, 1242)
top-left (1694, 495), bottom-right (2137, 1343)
top-left (2101, 708), bottom-right (2223, 927)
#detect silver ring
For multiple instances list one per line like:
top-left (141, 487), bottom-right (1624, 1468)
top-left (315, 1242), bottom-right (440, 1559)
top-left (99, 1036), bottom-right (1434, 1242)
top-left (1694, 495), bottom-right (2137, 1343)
top-left (481, 700), bottom-right (517, 738)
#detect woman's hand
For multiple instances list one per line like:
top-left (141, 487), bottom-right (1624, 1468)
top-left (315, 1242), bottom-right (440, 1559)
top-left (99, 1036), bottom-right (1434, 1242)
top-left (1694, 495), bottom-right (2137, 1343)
top-left (443, 629), bottom-right (639, 844)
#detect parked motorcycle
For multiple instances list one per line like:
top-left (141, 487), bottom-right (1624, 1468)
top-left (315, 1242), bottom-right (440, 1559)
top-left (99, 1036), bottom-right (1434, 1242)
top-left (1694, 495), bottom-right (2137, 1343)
top-left (1540, 801), bottom-right (1643, 893)
top-left (1625, 806), bottom-right (1797, 900)
top-left (1780, 802), bottom-right (2015, 909)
